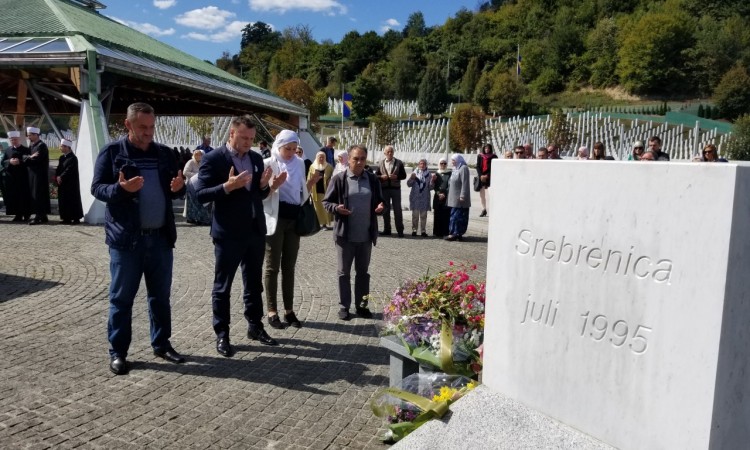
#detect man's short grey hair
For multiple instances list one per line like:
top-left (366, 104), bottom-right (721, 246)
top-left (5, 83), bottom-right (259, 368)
top-left (126, 102), bottom-right (154, 122)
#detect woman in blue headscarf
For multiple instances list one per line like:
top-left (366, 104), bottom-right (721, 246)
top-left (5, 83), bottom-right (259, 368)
top-left (445, 153), bottom-right (471, 241)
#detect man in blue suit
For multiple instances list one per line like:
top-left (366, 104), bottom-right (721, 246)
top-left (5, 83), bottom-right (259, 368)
top-left (194, 115), bottom-right (278, 357)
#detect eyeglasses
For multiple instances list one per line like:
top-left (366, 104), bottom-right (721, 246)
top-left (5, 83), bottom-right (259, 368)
top-left (704, 149), bottom-right (715, 154)
top-left (514, 152), bottom-right (523, 155)
top-left (439, 162), bottom-right (447, 165)
top-left (634, 147), bottom-right (644, 150)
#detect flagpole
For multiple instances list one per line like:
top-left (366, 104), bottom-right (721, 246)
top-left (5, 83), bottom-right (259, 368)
top-left (340, 83), bottom-right (344, 142)
top-left (516, 44), bottom-right (520, 80)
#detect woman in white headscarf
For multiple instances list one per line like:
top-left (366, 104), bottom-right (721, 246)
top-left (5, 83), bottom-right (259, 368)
top-left (332, 149), bottom-right (348, 176)
top-left (263, 130), bottom-right (321, 329)
top-left (445, 153), bottom-right (471, 241)
top-left (183, 149), bottom-right (210, 225)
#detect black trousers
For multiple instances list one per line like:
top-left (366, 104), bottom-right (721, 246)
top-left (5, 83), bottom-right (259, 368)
top-left (211, 236), bottom-right (265, 339)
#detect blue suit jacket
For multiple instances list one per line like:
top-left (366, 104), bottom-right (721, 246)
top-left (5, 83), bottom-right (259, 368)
top-left (193, 145), bottom-right (269, 240)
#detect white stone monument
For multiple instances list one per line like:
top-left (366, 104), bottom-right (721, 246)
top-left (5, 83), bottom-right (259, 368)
top-left (483, 160), bottom-right (750, 449)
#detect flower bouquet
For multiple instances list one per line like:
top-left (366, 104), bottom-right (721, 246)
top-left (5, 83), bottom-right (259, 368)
top-left (371, 373), bottom-right (477, 442)
top-left (382, 262), bottom-right (485, 377)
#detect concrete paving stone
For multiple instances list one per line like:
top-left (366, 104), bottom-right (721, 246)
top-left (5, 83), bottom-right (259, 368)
top-left (0, 186), bottom-right (487, 449)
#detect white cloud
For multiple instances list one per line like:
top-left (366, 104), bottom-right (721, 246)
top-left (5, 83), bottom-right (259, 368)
top-left (380, 18), bottom-right (400, 33)
top-left (175, 7), bottom-right (236, 30)
top-left (153, 0), bottom-right (176, 9)
top-left (249, 0), bottom-right (347, 15)
top-left (110, 16), bottom-right (176, 36)
top-left (182, 20), bottom-right (246, 43)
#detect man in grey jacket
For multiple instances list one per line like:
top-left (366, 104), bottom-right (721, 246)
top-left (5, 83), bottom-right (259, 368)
top-left (323, 145), bottom-right (384, 320)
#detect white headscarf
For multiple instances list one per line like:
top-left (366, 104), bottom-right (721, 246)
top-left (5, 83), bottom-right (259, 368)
top-left (272, 130), bottom-right (304, 204)
top-left (333, 149), bottom-right (348, 176)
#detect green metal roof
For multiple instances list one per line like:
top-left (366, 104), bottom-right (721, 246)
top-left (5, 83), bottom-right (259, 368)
top-left (0, 0), bottom-right (306, 115)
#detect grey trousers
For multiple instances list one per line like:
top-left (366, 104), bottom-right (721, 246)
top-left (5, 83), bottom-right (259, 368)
top-left (264, 217), bottom-right (300, 313)
top-left (335, 236), bottom-right (372, 311)
top-left (382, 188), bottom-right (404, 233)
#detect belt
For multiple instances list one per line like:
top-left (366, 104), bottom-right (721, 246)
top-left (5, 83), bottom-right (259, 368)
top-left (140, 228), bottom-right (162, 236)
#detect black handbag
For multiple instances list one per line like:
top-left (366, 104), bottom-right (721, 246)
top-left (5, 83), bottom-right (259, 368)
top-left (295, 195), bottom-right (321, 237)
top-left (473, 176), bottom-right (481, 192)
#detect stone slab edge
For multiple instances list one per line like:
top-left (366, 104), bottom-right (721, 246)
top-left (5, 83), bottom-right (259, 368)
top-left (392, 385), bottom-right (615, 450)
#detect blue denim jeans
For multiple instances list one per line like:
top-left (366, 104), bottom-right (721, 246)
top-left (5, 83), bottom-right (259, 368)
top-left (108, 234), bottom-right (173, 358)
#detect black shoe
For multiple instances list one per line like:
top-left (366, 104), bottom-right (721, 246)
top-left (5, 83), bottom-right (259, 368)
top-left (479, 210), bottom-right (487, 217)
top-left (29, 218), bottom-right (43, 225)
top-left (109, 356), bottom-right (129, 375)
top-left (457, 235), bottom-right (464, 241)
top-left (247, 327), bottom-right (278, 346)
top-left (69, 219), bottom-right (80, 225)
top-left (338, 310), bottom-right (351, 321)
top-left (421, 232), bottom-right (428, 237)
top-left (216, 337), bottom-right (234, 357)
top-left (356, 306), bottom-right (373, 318)
top-left (153, 346), bottom-right (185, 364)
top-left (379, 230), bottom-right (392, 236)
top-left (268, 314), bottom-right (285, 329)
top-left (397, 232), bottom-right (404, 238)
top-left (12, 216), bottom-right (23, 222)
top-left (412, 231), bottom-right (417, 236)
top-left (284, 312), bottom-right (302, 328)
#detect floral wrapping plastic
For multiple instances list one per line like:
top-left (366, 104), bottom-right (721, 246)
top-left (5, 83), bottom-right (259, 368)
top-left (381, 262), bottom-right (485, 376)
top-left (371, 373), bottom-right (477, 442)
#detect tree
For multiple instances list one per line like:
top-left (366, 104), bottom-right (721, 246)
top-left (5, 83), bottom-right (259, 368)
top-left (545, 109), bottom-right (574, 153)
top-left (403, 11), bottom-right (427, 38)
top-left (350, 66), bottom-right (383, 120)
top-left (241, 22), bottom-right (280, 49)
top-left (276, 78), bottom-right (314, 108)
top-left (473, 70), bottom-right (493, 112)
top-left (617, 10), bottom-right (695, 94)
top-left (585, 18), bottom-right (620, 88)
top-left (460, 57), bottom-right (480, 103)
top-left (726, 114), bottom-right (750, 160)
top-left (186, 117), bottom-right (214, 139)
top-left (418, 64), bottom-right (449, 116)
top-left (388, 40), bottom-right (422, 99)
top-left (449, 105), bottom-right (487, 152)
top-left (713, 65), bottom-right (750, 120)
top-left (489, 72), bottom-right (524, 115)
top-left (371, 111), bottom-right (398, 146)
top-left (215, 51), bottom-right (238, 76)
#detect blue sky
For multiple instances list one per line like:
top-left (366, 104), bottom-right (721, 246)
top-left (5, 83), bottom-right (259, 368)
top-left (102, 0), bottom-right (480, 62)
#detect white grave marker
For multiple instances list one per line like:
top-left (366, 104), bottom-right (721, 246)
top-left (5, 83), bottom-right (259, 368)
top-left (484, 160), bottom-right (750, 449)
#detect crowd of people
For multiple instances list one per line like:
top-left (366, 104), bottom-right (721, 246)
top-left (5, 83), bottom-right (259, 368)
top-left (1, 104), bottom-right (729, 376)
top-left (0, 129), bottom-right (82, 225)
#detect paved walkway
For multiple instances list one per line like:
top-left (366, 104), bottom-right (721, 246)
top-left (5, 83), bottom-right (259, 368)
top-left (0, 185), bottom-right (489, 449)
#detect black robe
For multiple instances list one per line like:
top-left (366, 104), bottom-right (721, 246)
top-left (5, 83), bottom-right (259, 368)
top-left (25, 139), bottom-right (50, 216)
top-left (0, 145), bottom-right (32, 217)
top-left (55, 152), bottom-right (83, 221)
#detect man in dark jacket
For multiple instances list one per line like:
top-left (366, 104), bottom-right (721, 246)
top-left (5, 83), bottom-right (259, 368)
top-left (193, 115), bottom-right (278, 357)
top-left (24, 127), bottom-right (50, 224)
top-left (0, 130), bottom-right (31, 221)
top-left (55, 139), bottom-right (83, 224)
top-left (91, 102), bottom-right (186, 375)
top-left (374, 145), bottom-right (407, 237)
top-left (323, 144), bottom-right (384, 320)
